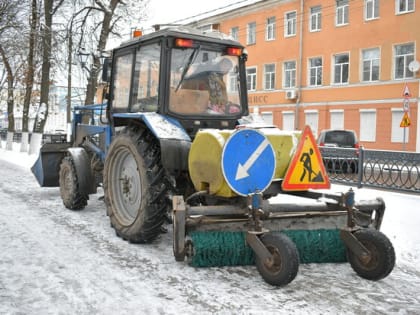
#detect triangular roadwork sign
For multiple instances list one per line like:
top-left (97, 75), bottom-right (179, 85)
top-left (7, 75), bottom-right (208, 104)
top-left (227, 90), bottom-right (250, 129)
top-left (400, 112), bottom-right (411, 127)
top-left (403, 83), bottom-right (411, 98)
top-left (282, 125), bottom-right (330, 191)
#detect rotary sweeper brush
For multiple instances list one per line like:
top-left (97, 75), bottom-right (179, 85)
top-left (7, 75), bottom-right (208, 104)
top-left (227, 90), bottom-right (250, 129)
top-left (172, 125), bottom-right (395, 286)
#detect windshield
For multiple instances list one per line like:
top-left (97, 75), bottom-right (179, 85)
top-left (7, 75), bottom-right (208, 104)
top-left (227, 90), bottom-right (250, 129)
top-left (169, 48), bottom-right (242, 116)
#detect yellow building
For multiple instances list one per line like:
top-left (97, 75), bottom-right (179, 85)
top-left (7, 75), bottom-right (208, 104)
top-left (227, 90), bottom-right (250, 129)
top-left (187, 0), bottom-right (420, 152)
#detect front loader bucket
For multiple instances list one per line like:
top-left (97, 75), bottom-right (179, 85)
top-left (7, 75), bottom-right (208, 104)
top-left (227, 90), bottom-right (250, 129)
top-left (31, 143), bottom-right (71, 187)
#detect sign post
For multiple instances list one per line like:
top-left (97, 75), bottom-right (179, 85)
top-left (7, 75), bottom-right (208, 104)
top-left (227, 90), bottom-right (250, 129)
top-left (401, 84), bottom-right (411, 151)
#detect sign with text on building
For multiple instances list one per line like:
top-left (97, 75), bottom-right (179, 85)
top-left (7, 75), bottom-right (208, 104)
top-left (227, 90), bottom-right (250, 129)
top-left (282, 125), bottom-right (330, 191)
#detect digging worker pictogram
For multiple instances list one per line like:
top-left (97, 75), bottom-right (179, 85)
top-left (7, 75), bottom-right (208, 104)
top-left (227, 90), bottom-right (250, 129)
top-left (299, 148), bottom-right (323, 182)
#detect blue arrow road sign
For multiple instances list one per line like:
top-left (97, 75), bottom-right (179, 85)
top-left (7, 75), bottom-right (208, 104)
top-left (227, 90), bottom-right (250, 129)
top-left (221, 129), bottom-right (276, 196)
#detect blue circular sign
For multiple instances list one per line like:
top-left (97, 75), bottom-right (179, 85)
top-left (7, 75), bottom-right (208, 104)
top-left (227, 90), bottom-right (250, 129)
top-left (221, 129), bottom-right (276, 196)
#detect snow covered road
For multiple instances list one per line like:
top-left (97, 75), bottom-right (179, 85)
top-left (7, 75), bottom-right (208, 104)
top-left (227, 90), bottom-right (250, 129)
top-left (1, 147), bottom-right (420, 314)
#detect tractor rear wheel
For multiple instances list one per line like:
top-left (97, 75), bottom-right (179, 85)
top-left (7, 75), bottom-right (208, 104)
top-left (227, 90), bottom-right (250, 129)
top-left (59, 156), bottom-right (89, 210)
top-left (103, 127), bottom-right (170, 243)
top-left (255, 233), bottom-right (299, 286)
top-left (347, 229), bottom-right (395, 280)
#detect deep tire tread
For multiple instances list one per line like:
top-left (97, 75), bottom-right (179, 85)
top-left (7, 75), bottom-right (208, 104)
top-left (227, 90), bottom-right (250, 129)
top-left (103, 126), bottom-right (172, 243)
top-left (59, 156), bottom-right (88, 210)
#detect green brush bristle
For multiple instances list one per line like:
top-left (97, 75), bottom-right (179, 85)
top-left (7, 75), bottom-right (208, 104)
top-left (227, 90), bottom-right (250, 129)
top-left (190, 231), bottom-right (255, 267)
top-left (189, 229), bottom-right (347, 267)
top-left (283, 229), bottom-right (347, 263)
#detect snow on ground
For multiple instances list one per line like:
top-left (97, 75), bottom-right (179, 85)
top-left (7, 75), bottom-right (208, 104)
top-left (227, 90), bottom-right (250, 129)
top-left (1, 141), bottom-right (420, 314)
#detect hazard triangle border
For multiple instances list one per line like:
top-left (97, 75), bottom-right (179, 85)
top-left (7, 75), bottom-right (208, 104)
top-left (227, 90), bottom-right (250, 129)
top-left (282, 125), bottom-right (330, 191)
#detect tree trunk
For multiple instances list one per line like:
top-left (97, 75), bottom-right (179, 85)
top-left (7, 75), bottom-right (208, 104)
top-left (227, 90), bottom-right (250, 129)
top-left (0, 44), bottom-right (15, 151)
top-left (83, 0), bottom-right (121, 106)
top-left (29, 0), bottom-right (53, 155)
top-left (21, 0), bottom-right (37, 152)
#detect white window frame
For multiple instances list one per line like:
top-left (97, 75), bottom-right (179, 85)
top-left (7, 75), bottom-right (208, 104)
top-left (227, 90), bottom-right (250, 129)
top-left (263, 63), bottom-right (276, 90)
top-left (360, 109), bottom-right (377, 142)
top-left (330, 109), bottom-right (344, 130)
top-left (246, 67), bottom-right (257, 91)
top-left (308, 57), bottom-right (323, 86)
top-left (309, 5), bottom-right (322, 32)
top-left (336, 0), bottom-right (349, 26)
top-left (391, 108), bottom-right (409, 142)
top-left (365, 0), bottom-right (379, 20)
top-left (230, 26), bottom-right (239, 41)
top-left (261, 111), bottom-right (274, 125)
top-left (333, 53), bottom-right (350, 84)
top-left (283, 61), bottom-right (296, 88)
top-left (282, 111), bottom-right (295, 131)
top-left (247, 22), bottom-right (256, 45)
top-left (266, 17), bottom-right (276, 41)
top-left (361, 47), bottom-right (380, 82)
top-left (394, 42), bottom-right (415, 79)
top-left (284, 11), bottom-right (297, 37)
top-left (304, 110), bottom-right (319, 137)
top-left (395, 0), bottom-right (415, 14)
top-left (228, 73), bottom-right (238, 93)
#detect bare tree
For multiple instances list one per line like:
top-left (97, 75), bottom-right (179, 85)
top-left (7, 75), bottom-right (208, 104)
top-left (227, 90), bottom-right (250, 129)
top-left (76, 0), bottom-right (149, 105)
top-left (0, 0), bottom-right (26, 150)
top-left (20, 0), bottom-right (39, 152)
top-left (29, 0), bottom-right (64, 154)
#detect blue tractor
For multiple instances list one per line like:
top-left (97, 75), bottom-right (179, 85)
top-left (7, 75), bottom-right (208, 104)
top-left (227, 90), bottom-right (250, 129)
top-left (32, 27), bottom-right (395, 286)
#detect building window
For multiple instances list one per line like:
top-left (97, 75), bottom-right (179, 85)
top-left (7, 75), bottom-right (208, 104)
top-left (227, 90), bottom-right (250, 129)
top-left (285, 11), bottom-right (297, 37)
top-left (305, 110), bottom-right (319, 137)
top-left (246, 67), bottom-right (257, 91)
top-left (394, 43), bottom-right (415, 79)
top-left (282, 111), bottom-right (295, 131)
top-left (283, 61), bottom-right (296, 88)
top-left (309, 57), bottom-right (323, 86)
top-left (362, 48), bottom-right (380, 82)
top-left (396, 0), bottom-right (415, 14)
top-left (266, 17), bottom-right (276, 41)
top-left (365, 0), bottom-right (379, 20)
top-left (330, 110), bottom-right (344, 129)
top-left (228, 73), bottom-right (238, 92)
top-left (336, 0), bottom-right (349, 26)
top-left (333, 53), bottom-right (349, 84)
top-left (360, 110), bottom-right (376, 142)
top-left (247, 22), bottom-right (256, 45)
top-left (261, 112), bottom-right (274, 125)
top-left (310, 6), bottom-right (322, 31)
top-left (391, 109), bottom-right (409, 142)
top-left (230, 27), bottom-right (239, 41)
top-left (264, 64), bottom-right (276, 90)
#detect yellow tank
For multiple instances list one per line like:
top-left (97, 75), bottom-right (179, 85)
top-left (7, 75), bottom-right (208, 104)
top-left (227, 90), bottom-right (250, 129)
top-left (188, 127), bottom-right (301, 197)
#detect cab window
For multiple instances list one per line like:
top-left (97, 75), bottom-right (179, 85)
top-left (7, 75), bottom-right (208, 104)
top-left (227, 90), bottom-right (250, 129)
top-left (131, 43), bottom-right (161, 112)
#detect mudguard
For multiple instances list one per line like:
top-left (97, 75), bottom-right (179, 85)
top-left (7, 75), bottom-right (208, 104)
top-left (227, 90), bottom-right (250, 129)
top-left (113, 112), bottom-right (192, 172)
top-left (66, 147), bottom-right (97, 195)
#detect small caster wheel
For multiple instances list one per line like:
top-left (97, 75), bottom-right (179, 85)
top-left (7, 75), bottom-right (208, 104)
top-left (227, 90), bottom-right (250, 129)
top-left (347, 229), bottom-right (395, 280)
top-left (255, 233), bottom-right (299, 286)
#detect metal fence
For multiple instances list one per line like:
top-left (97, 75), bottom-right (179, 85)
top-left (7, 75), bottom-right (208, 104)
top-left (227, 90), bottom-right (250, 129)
top-left (320, 146), bottom-right (420, 193)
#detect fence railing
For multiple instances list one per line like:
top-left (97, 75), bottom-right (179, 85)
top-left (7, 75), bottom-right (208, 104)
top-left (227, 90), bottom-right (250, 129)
top-left (320, 146), bottom-right (420, 193)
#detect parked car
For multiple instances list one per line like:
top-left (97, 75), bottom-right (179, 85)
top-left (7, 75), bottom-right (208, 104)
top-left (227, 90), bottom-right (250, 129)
top-left (317, 129), bottom-right (359, 173)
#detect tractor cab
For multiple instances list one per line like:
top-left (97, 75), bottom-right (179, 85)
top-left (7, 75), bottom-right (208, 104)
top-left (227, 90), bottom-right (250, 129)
top-left (105, 27), bottom-right (249, 137)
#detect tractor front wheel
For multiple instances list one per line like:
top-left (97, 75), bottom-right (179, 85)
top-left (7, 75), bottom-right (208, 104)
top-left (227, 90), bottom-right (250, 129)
top-left (255, 233), bottom-right (299, 286)
top-left (59, 156), bottom-right (88, 210)
top-left (347, 229), bottom-right (395, 280)
top-left (103, 127), bottom-right (170, 243)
